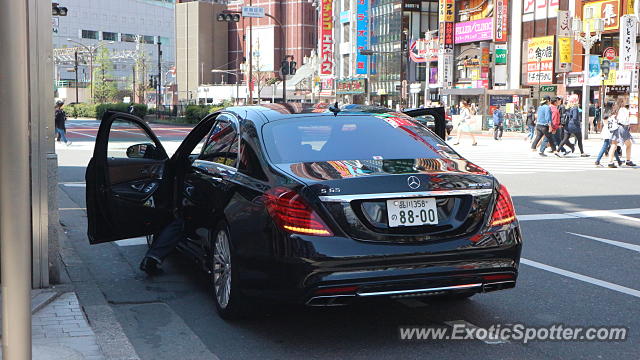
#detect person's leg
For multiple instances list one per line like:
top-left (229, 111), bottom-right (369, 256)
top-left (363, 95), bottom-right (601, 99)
top-left (608, 141), bottom-right (619, 165)
top-left (494, 125), bottom-right (499, 140)
top-left (56, 128), bottom-right (69, 143)
top-left (470, 132), bottom-right (477, 145)
top-left (574, 132), bottom-right (586, 154)
top-left (498, 124), bottom-right (503, 139)
top-left (528, 125), bottom-right (535, 140)
top-left (531, 125), bottom-right (545, 150)
top-left (144, 218), bottom-right (186, 263)
top-left (454, 127), bottom-right (462, 144)
top-left (596, 139), bottom-right (610, 163)
top-left (624, 140), bottom-right (633, 162)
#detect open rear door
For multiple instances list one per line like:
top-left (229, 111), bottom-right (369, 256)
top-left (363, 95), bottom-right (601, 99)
top-left (403, 107), bottom-right (447, 140)
top-left (85, 111), bottom-right (173, 244)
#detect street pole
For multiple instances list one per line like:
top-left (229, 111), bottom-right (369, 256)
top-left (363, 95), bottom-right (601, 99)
top-left (582, 52), bottom-right (590, 140)
top-left (424, 62), bottom-right (429, 107)
top-left (1, 0), bottom-right (33, 357)
top-left (248, 0), bottom-right (253, 104)
top-left (367, 54), bottom-right (371, 105)
top-left (89, 50), bottom-right (94, 101)
top-left (74, 50), bottom-right (79, 105)
top-left (157, 41), bottom-right (162, 120)
top-left (132, 66), bottom-right (136, 103)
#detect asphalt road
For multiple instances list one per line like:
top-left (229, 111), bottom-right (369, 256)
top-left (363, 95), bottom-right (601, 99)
top-left (57, 119), bottom-right (640, 359)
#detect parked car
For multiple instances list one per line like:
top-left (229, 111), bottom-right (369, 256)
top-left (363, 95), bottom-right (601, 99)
top-left (86, 103), bottom-right (522, 319)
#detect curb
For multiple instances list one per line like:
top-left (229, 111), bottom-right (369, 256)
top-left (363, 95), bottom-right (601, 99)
top-left (31, 290), bottom-right (61, 314)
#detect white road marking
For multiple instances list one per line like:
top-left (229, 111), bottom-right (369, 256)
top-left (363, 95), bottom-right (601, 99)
top-left (444, 320), bottom-right (508, 344)
top-left (66, 130), bottom-right (97, 139)
top-left (520, 258), bottom-right (640, 299)
top-left (567, 232), bottom-right (640, 253)
top-left (60, 183), bottom-right (86, 187)
top-left (518, 208), bottom-right (640, 221)
top-left (115, 237), bottom-right (148, 246)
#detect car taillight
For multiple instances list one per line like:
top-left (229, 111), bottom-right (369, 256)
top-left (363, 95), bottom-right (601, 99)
top-left (264, 187), bottom-right (333, 237)
top-left (490, 184), bottom-right (516, 226)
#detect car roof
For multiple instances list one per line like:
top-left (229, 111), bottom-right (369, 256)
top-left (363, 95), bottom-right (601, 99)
top-left (223, 103), bottom-right (414, 124)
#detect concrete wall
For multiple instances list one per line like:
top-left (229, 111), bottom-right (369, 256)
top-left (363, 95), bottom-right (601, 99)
top-left (176, 1), bottom-right (228, 102)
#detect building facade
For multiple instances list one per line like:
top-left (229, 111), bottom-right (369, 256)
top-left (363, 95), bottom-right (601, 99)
top-left (53, 0), bottom-right (176, 101)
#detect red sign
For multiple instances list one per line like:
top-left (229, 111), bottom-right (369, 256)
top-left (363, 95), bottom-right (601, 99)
top-left (603, 47), bottom-right (616, 61)
top-left (442, 22), bottom-right (454, 49)
top-left (320, 0), bottom-right (333, 76)
top-left (494, 0), bottom-right (508, 42)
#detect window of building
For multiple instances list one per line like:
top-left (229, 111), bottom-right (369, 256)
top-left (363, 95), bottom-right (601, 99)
top-left (102, 32), bottom-right (118, 41)
top-left (121, 33), bottom-right (137, 42)
top-left (159, 36), bottom-right (170, 46)
top-left (343, 23), bottom-right (351, 40)
top-left (142, 35), bottom-right (155, 44)
top-left (81, 30), bottom-right (98, 40)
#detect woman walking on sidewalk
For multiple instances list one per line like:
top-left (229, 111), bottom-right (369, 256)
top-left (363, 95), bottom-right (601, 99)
top-left (54, 100), bottom-right (72, 146)
top-left (607, 97), bottom-right (636, 167)
top-left (558, 95), bottom-right (589, 157)
top-left (524, 106), bottom-right (536, 141)
top-left (453, 100), bottom-right (477, 146)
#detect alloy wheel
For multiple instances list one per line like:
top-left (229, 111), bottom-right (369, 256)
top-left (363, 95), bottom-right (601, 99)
top-left (213, 230), bottom-right (232, 309)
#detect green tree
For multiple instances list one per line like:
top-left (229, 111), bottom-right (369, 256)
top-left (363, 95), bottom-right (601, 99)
top-left (92, 45), bottom-right (118, 103)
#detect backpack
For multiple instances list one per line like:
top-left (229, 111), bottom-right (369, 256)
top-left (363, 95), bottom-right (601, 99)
top-left (561, 110), bottom-right (570, 126)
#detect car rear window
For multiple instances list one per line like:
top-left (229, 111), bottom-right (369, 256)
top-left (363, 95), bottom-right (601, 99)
top-left (262, 114), bottom-right (457, 164)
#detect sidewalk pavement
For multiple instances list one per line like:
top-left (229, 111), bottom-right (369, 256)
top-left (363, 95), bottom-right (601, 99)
top-left (0, 289), bottom-right (106, 360)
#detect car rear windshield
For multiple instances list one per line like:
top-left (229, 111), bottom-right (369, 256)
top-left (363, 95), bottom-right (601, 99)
top-left (262, 114), bottom-right (456, 164)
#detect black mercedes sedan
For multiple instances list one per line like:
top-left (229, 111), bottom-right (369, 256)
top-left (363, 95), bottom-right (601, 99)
top-left (86, 103), bottom-right (522, 319)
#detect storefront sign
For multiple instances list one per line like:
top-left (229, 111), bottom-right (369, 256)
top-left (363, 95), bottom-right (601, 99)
top-left (540, 85), bottom-right (557, 92)
top-left (438, 0), bottom-right (455, 23)
top-left (355, 0), bottom-right (369, 75)
top-left (454, 18), bottom-right (493, 44)
top-left (583, 0), bottom-right (620, 31)
top-left (490, 95), bottom-right (513, 106)
top-left (557, 37), bottom-right (573, 72)
top-left (336, 79), bottom-right (366, 94)
top-left (403, 0), bottom-right (421, 11)
top-left (320, 0), bottom-right (334, 76)
top-left (603, 47), bottom-right (616, 60)
top-left (438, 53), bottom-right (454, 87)
top-left (494, 0), bottom-right (508, 42)
top-left (339, 10), bottom-right (350, 23)
top-left (524, 0), bottom-right (559, 22)
top-left (620, 15), bottom-right (637, 70)
top-left (527, 36), bottom-right (554, 85)
top-left (494, 65), bottom-right (507, 86)
top-left (495, 44), bottom-right (508, 64)
top-left (443, 22), bottom-right (454, 49)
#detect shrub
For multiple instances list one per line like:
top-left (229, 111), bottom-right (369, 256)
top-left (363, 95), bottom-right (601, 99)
top-left (185, 105), bottom-right (212, 123)
top-left (65, 103), bottom-right (97, 118)
top-left (95, 103), bottom-right (148, 120)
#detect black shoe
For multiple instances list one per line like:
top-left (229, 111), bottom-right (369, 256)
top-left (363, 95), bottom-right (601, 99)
top-left (608, 163), bottom-right (617, 168)
top-left (140, 257), bottom-right (162, 275)
top-left (595, 161), bottom-right (602, 167)
top-left (580, 153), bottom-right (590, 157)
top-left (618, 160), bottom-right (624, 166)
top-left (539, 152), bottom-right (548, 157)
top-left (626, 161), bottom-right (637, 166)
top-left (553, 152), bottom-right (562, 157)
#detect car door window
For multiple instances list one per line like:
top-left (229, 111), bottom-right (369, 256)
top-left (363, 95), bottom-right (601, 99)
top-left (107, 118), bottom-right (163, 160)
top-left (238, 139), bottom-right (267, 181)
top-left (199, 115), bottom-right (239, 168)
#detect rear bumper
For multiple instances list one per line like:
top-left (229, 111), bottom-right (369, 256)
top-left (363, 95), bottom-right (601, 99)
top-left (238, 225), bottom-right (523, 304)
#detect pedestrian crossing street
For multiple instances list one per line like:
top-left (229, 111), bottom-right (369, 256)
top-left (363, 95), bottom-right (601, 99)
top-left (449, 138), bottom-right (639, 175)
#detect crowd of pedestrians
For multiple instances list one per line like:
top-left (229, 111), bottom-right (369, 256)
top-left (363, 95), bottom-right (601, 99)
top-left (449, 94), bottom-right (635, 168)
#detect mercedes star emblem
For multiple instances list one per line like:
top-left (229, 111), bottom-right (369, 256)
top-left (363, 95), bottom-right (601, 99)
top-left (407, 176), bottom-right (421, 190)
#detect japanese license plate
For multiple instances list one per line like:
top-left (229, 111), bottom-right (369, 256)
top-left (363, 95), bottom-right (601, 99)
top-left (386, 197), bottom-right (438, 227)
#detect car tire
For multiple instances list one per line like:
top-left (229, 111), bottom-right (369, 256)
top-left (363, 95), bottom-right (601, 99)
top-left (210, 222), bottom-right (247, 320)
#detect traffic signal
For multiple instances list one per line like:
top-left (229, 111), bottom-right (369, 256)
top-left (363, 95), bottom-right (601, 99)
top-left (289, 60), bottom-right (297, 76)
top-left (52, 3), bottom-right (68, 16)
top-left (217, 13), bottom-right (241, 22)
top-left (281, 60), bottom-right (290, 76)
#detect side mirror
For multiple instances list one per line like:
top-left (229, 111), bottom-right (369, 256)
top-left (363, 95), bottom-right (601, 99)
top-left (126, 143), bottom-right (158, 159)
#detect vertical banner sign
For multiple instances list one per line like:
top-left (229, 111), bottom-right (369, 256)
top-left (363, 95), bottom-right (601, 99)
top-left (320, 0), bottom-right (334, 76)
top-left (494, 0), bottom-right (508, 42)
top-left (355, 0), bottom-right (369, 75)
top-left (527, 36), bottom-right (554, 85)
top-left (589, 55), bottom-right (602, 86)
top-left (437, 53), bottom-right (454, 87)
top-left (583, 0), bottom-right (620, 32)
top-left (620, 15), bottom-right (637, 70)
top-left (556, 10), bottom-right (573, 72)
